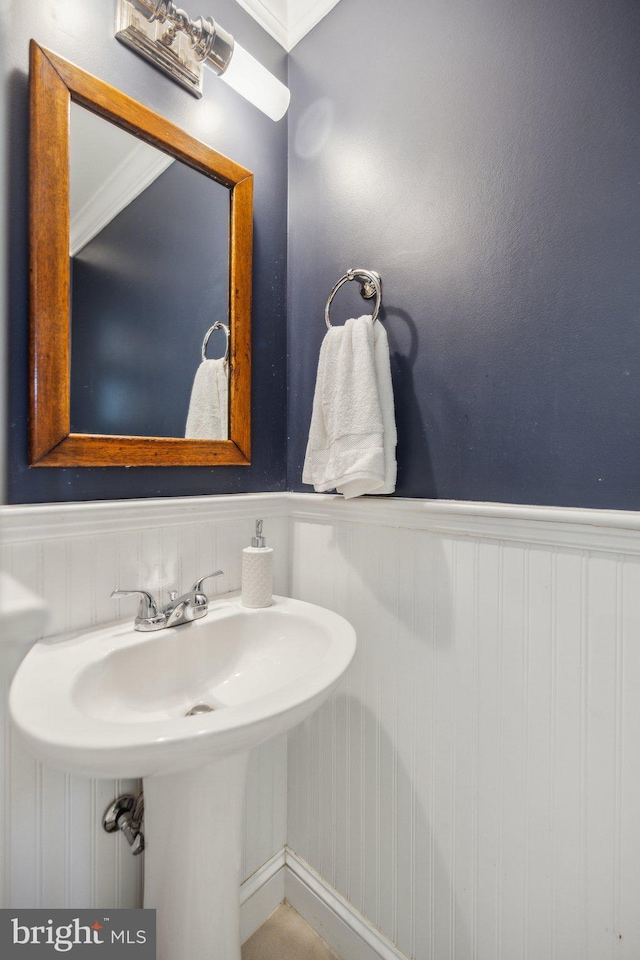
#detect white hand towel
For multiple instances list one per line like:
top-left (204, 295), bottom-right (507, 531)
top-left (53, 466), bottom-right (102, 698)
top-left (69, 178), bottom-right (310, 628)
top-left (185, 358), bottom-right (228, 440)
top-left (302, 315), bottom-right (397, 499)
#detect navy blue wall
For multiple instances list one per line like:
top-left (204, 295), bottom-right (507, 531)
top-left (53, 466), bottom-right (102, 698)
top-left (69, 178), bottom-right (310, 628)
top-left (7, 0), bottom-right (640, 508)
top-left (71, 160), bottom-right (229, 439)
top-left (5, 0), bottom-right (287, 503)
top-left (287, 0), bottom-right (640, 509)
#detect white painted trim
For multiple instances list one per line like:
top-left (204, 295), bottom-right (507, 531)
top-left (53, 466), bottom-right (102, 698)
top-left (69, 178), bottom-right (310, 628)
top-left (233, 0), bottom-right (289, 50)
top-left (232, 0), bottom-right (344, 51)
top-left (288, 493), bottom-right (640, 555)
top-left (0, 493), bottom-right (287, 542)
top-left (241, 846), bottom-right (286, 904)
top-left (70, 147), bottom-right (173, 257)
top-left (2, 491), bottom-right (640, 554)
top-left (240, 848), bottom-right (286, 943)
top-left (284, 849), bottom-right (408, 960)
top-left (287, 0), bottom-right (343, 50)
top-left (238, 847), bottom-right (409, 958)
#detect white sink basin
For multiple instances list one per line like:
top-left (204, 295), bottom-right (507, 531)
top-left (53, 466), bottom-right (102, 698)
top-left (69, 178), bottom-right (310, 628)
top-left (10, 594), bottom-right (356, 779)
top-left (9, 593), bottom-right (356, 960)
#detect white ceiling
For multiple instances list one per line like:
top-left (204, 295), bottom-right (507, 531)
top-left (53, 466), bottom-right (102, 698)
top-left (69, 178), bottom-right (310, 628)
top-left (233, 0), bottom-right (343, 50)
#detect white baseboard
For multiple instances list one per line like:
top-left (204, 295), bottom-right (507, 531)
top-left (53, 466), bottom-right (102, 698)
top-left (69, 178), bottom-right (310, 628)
top-left (240, 849), bottom-right (286, 943)
top-left (284, 850), bottom-right (408, 960)
top-left (241, 847), bottom-right (408, 960)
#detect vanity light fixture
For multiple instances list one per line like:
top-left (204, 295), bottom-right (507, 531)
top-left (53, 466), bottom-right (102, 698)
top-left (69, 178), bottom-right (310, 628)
top-left (116, 0), bottom-right (290, 121)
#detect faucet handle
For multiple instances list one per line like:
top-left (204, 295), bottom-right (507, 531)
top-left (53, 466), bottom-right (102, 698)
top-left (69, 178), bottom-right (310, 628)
top-left (191, 571), bottom-right (224, 595)
top-left (110, 589), bottom-right (166, 631)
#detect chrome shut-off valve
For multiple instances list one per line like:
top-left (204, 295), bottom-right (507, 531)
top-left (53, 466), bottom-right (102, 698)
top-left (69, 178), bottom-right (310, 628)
top-left (103, 794), bottom-right (145, 856)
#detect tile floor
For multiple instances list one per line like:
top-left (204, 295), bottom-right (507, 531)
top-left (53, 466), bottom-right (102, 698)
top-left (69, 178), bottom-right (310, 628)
top-left (242, 903), bottom-right (341, 960)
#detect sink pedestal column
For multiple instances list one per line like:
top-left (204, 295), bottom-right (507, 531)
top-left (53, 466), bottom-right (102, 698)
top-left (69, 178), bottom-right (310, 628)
top-left (143, 752), bottom-right (250, 960)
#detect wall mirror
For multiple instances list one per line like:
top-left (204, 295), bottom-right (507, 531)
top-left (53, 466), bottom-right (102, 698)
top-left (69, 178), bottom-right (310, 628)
top-left (29, 41), bottom-right (253, 467)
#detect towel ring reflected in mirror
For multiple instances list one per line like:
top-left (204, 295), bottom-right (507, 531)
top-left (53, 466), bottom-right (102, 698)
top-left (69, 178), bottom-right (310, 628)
top-left (324, 268), bottom-right (382, 330)
top-left (202, 322), bottom-right (230, 364)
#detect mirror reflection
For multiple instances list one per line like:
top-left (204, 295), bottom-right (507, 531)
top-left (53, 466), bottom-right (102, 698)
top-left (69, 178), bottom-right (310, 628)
top-left (69, 103), bottom-right (230, 441)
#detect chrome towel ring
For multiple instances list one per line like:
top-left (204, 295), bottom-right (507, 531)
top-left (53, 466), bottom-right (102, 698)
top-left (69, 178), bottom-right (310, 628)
top-left (324, 268), bottom-right (382, 330)
top-left (201, 321), bottom-right (230, 363)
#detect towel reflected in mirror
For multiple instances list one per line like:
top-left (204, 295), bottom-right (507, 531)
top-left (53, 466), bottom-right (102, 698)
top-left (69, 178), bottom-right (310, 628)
top-left (185, 358), bottom-right (229, 440)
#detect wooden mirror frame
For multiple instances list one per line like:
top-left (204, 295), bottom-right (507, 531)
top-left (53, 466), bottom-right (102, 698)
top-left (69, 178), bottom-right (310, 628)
top-left (29, 41), bottom-right (252, 467)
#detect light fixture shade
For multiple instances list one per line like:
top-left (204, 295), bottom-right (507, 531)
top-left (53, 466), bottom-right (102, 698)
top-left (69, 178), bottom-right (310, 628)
top-left (217, 42), bottom-right (290, 122)
top-left (116, 0), bottom-right (290, 120)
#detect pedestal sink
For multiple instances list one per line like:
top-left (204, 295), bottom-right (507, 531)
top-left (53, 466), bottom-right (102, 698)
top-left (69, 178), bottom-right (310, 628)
top-left (9, 594), bottom-right (356, 960)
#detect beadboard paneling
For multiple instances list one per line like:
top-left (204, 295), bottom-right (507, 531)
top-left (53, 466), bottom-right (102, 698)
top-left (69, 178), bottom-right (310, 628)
top-left (288, 505), bottom-right (640, 960)
top-left (4, 490), bottom-right (640, 959)
top-left (1, 495), bottom-right (289, 908)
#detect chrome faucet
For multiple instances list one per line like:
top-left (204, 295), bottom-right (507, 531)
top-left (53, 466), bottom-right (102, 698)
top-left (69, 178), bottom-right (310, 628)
top-left (111, 571), bottom-right (223, 631)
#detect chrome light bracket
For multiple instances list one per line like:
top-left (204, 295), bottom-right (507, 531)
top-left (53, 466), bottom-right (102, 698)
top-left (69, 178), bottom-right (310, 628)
top-left (115, 0), bottom-right (234, 98)
top-left (116, 0), bottom-right (203, 96)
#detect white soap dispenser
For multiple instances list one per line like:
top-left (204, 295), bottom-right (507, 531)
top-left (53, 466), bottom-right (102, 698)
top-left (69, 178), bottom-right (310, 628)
top-left (241, 520), bottom-right (273, 608)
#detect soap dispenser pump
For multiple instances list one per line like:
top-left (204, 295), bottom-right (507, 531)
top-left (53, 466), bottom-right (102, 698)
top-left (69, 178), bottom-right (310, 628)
top-left (241, 520), bottom-right (273, 608)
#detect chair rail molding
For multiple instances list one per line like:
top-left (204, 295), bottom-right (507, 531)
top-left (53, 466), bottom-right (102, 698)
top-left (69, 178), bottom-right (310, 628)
top-left (4, 492), bottom-right (640, 552)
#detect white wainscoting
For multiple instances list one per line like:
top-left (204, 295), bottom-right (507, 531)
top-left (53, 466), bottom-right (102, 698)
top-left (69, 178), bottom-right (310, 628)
top-left (287, 494), bottom-right (640, 960)
top-left (4, 491), bottom-right (640, 960)
top-left (0, 494), bottom-right (289, 909)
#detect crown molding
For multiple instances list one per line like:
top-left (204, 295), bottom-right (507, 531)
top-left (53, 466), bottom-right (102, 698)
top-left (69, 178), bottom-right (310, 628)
top-left (233, 0), bottom-right (343, 51)
top-left (70, 146), bottom-right (173, 257)
top-left (286, 0), bottom-right (342, 50)
top-left (233, 0), bottom-right (289, 49)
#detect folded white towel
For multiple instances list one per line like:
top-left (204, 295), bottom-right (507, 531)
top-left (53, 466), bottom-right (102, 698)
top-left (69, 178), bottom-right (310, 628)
top-left (185, 358), bottom-right (228, 440)
top-left (302, 315), bottom-right (397, 499)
